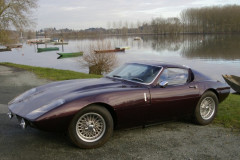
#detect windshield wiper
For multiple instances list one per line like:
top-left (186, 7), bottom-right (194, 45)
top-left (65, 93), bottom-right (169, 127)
top-left (131, 78), bottom-right (144, 82)
top-left (113, 75), bottom-right (122, 78)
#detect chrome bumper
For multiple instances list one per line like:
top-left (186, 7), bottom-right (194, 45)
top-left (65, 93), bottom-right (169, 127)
top-left (7, 111), bottom-right (27, 129)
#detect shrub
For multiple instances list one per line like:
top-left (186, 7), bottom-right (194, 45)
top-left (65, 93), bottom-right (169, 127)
top-left (82, 40), bottom-right (118, 75)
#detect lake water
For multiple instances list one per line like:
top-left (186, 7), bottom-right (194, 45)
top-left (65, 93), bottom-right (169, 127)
top-left (0, 35), bottom-right (239, 83)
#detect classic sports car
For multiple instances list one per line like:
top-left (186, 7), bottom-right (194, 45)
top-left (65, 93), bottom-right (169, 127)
top-left (8, 61), bottom-right (230, 149)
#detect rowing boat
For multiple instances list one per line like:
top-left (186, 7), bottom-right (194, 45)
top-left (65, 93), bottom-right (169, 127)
top-left (94, 48), bottom-right (125, 53)
top-left (57, 52), bottom-right (83, 58)
top-left (0, 48), bottom-right (11, 52)
top-left (115, 46), bottom-right (130, 50)
top-left (37, 47), bottom-right (59, 52)
top-left (6, 44), bottom-right (22, 48)
top-left (133, 37), bottom-right (141, 40)
top-left (53, 42), bottom-right (68, 45)
top-left (222, 75), bottom-right (240, 93)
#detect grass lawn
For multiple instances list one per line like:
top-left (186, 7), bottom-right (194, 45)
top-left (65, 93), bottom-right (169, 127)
top-left (0, 62), bottom-right (102, 80)
top-left (215, 93), bottom-right (240, 129)
top-left (0, 62), bottom-right (239, 129)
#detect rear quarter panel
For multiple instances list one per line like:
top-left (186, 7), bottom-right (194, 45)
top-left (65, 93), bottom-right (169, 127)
top-left (197, 80), bottom-right (230, 103)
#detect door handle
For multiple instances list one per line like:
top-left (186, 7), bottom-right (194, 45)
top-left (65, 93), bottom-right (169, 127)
top-left (189, 85), bottom-right (198, 89)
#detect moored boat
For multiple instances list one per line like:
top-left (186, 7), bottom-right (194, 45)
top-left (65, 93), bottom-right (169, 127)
top-left (37, 47), bottom-right (59, 52)
top-left (115, 46), bottom-right (130, 50)
top-left (222, 75), bottom-right (240, 93)
top-left (57, 52), bottom-right (83, 58)
top-left (133, 37), bottom-right (141, 40)
top-left (27, 38), bottom-right (51, 44)
top-left (0, 48), bottom-right (11, 52)
top-left (36, 42), bottom-right (46, 44)
top-left (94, 48), bottom-right (125, 53)
top-left (6, 44), bottom-right (22, 48)
top-left (53, 42), bottom-right (68, 45)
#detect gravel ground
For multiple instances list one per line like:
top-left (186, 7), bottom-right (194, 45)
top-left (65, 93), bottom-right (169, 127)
top-left (0, 65), bottom-right (239, 160)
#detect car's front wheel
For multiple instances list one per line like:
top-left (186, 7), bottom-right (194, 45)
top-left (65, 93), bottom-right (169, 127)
top-left (68, 105), bottom-right (113, 149)
top-left (194, 91), bottom-right (218, 125)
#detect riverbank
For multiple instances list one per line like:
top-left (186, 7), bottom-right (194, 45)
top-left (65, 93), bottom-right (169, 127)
top-left (0, 62), bottom-right (102, 81)
top-left (215, 93), bottom-right (240, 129)
top-left (0, 63), bottom-right (239, 129)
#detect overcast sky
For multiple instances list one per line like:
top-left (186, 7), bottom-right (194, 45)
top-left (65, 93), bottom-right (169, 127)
top-left (36, 0), bottom-right (240, 30)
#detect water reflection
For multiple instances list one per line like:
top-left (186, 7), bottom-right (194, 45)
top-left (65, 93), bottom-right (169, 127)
top-left (143, 35), bottom-right (182, 52)
top-left (181, 35), bottom-right (240, 60)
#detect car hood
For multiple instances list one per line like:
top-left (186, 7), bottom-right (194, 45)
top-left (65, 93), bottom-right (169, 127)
top-left (8, 77), bottom-right (128, 118)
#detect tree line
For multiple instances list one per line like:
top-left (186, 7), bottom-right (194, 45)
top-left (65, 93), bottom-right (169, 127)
top-left (112, 5), bottom-right (240, 35)
top-left (51, 5), bottom-right (240, 38)
top-left (180, 5), bottom-right (240, 34)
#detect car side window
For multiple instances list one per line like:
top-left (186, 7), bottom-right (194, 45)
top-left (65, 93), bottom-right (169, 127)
top-left (159, 68), bottom-right (189, 86)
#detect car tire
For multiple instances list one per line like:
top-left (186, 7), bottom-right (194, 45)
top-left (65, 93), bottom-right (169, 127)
top-left (194, 91), bottom-right (218, 125)
top-left (68, 105), bottom-right (113, 149)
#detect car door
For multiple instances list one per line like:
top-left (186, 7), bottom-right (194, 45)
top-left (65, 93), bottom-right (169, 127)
top-left (113, 88), bottom-right (151, 128)
top-left (147, 68), bottom-right (200, 123)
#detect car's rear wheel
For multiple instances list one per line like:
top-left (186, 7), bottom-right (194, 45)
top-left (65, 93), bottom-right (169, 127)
top-left (68, 105), bottom-right (113, 149)
top-left (194, 91), bottom-right (218, 125)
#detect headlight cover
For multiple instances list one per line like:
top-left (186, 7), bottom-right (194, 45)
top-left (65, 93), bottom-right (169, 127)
top-left (26, 99), bottom-right (65, 120)
top-left (8, 88), bottom-right (37, 105)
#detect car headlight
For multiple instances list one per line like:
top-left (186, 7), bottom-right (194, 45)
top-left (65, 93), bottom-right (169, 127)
top-left (26, 99), bottom-right (65, 120)
top-left (8, 88), bottom-right (37, 105)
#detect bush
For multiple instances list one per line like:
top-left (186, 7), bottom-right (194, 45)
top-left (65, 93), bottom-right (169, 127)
top-left (82, 40), bottom-right (118, 75)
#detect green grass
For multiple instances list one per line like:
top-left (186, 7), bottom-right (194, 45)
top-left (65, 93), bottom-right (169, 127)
top-left (215, 94), bottom-right (240, 129)
top-left (0, 62), bottom-right (102, 81)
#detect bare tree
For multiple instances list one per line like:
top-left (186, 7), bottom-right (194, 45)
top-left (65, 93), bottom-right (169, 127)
top-left (82, 40), bottom-right (118, 75)
top-left (180, 5), bottom-right (240, 34)
top-left (0, 0), bottom-right (38, 44)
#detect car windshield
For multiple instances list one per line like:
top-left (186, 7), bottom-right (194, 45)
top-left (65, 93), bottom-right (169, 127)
top-left (107, 63), bottom-right (162, 84)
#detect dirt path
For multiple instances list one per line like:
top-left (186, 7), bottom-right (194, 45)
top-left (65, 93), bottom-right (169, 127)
top-left (0, 65), bottom-right (239, 160)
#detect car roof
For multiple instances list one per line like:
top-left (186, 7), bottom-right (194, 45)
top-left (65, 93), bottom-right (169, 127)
top-left (127, 60), bottom-right (190, 69)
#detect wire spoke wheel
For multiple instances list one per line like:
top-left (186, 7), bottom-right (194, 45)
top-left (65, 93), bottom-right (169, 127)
top-left (200, 97), bottom-right (215, 120)
top-left (76, 113), bottom-right (106, 143)
top-left (194, 91), bottom-right (218, 125)
top-left (68, 105), bottom-right (113, 148)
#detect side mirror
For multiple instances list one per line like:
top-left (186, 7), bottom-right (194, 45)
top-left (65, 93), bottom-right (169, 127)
top-left (159, 81), bottom-right (168, 88)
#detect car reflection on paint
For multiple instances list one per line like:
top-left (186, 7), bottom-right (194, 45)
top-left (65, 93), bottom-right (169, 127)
top-left (8, 61), bottom-right (230, 149)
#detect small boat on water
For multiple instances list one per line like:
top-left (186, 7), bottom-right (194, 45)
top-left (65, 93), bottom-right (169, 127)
top-left (0, 48), bottom-right (11, 52)
top-left (51, 38), bottom-right (68, 45)
top-left (57, 52), bottom-right (83, 58)
top-left (6, 44), bottom-right (22, 48)
top-left (27, 38), bottom-right (51, 44)
top-left (53, 42), bottom-right (68, 45)
top-left (36, 42), bottom-right (46, 44)
top-left (37, 47), bottom-right (59, 52)
top-left (115, 46), bottom-right (130, 50)
top-left (94, 48), bottom-right (125, 53)
top-left (222, 75), bottom-right (240, 93)
top-left (133, 37), bottom-right (141, 40)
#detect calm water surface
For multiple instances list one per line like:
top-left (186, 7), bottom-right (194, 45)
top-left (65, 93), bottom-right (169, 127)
top-left (0, 35), bottom-right (239, 82)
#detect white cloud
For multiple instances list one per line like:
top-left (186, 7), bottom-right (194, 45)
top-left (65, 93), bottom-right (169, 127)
top-left (61, 6), bottom-right (86, 11)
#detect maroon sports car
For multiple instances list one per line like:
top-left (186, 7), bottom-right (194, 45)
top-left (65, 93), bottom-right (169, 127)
top-left (8, 61), bottom-right (230, 148)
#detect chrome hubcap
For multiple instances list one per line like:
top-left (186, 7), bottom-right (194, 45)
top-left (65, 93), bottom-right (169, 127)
top-left (76, 113), bottom-right (106, 142)
top-left (200, 97), bottom-right (215, 120)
